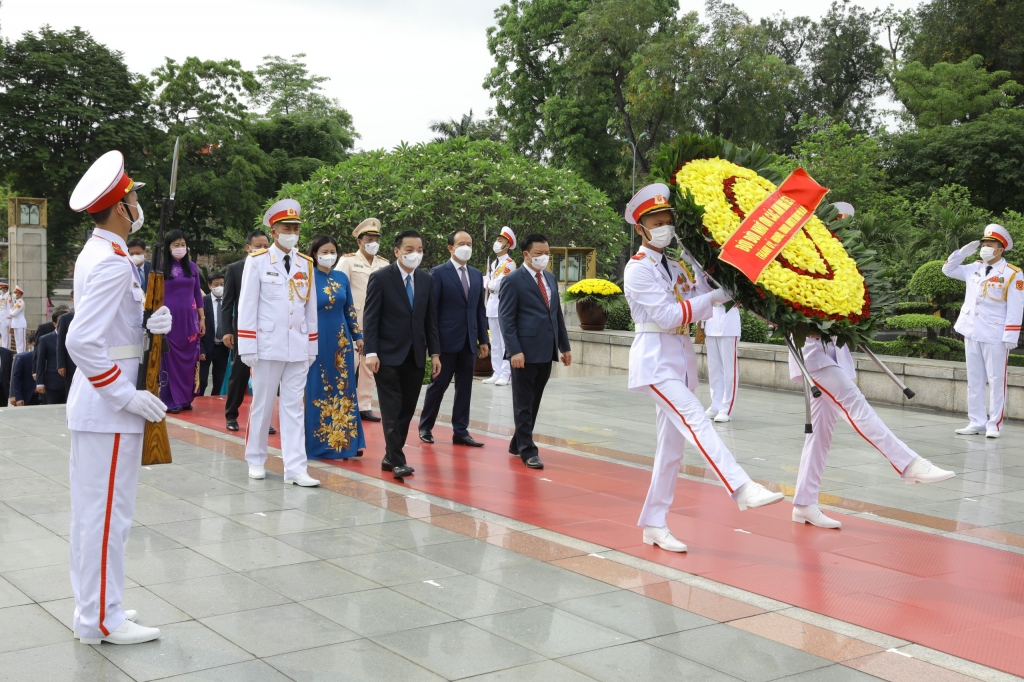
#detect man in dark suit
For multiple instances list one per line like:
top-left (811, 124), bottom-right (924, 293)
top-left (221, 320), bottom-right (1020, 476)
top-left (418, 230), bottom-right (489, 447)
top-left (221, 230), bottom-right (272, 431)
top-left (0, 345), bottom-right (13, 407)
top-left (32, 305), bottom-right (67, 343)
top-left (34, 308), bottom-right (69, 404)
top-left (198, 271), bottom-right (230, 396)
top-left (499, 234), bottom-right (571, 469)
top-left (363, 230), bottom-right (441, 480)
top-left (127, 238), bottom-right (152, 293)
top-left (56, 306), bottom-right (76, 395)
top-left (10, 333), bottom-right (39, 406)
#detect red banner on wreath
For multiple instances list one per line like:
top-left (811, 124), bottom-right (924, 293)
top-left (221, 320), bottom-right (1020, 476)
top-left (718, 168), bottom-right (829, 283)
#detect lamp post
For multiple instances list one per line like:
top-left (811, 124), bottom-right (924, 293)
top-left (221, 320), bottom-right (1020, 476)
top-left (627, 132), bottom-right (650, 253)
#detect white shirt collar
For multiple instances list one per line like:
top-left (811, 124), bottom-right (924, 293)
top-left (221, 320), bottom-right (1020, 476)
top-left (93, 228), bottom-right (128, 252)
top-left (450, 257), bottom-right (469, 269)
top-left (272, 242), bottom-right (292, 258)
top-left (524, 260), bottom-right (545, 276)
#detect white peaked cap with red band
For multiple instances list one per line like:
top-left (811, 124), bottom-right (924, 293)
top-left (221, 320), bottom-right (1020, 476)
top-left (69, 151), bottom-right (145, 214)
top-left (14, 285), bottom-right (24, 294)
top-left (625, 183), bottom-right (673, 225)
top-left (264, 199), bottom-right (302, 227)
top-left (498, 226), bottom-right (517, 250)
top-left (984, 223), bottom-right (1013, 252)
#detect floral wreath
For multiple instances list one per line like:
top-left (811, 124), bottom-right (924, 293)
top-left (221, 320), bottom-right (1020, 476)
top-left (649, 134), bottom-right (893, 348)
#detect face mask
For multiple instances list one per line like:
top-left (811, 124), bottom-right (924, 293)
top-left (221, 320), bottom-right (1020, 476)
top-left (363, 241), bottom-right (380, 256)
top-left (453, 245), bottom-right (472, 262)
top-left (645, 224), bottom-right (675, 249)
top-left (123, 203), bottom-right (144, 233)
top-left (401, 252), bottom-right (423, 269)
top-left (493, 241), bottom-right (505, 254)
top-left (980, 246), bottom-right (998, 262)
top-left (276, 233), bottom-right (299, 251)
top-left (529, 254), bottom-right (550, 270)
top-left (211, 286), bottom-right (224, 297)
top-left (318, 254), bottom-right (338, 268)
top-left (130, 254), bottom-right (146, 267)
top-left (170, 247), bottom-right (187, 260)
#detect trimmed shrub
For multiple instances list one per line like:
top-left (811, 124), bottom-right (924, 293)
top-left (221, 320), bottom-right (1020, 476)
top-left (740, 310), bottom-right (770, 343)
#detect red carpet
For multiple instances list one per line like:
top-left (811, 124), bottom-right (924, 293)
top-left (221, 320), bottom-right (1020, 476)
top-left (180, 395), bottom-right (1024, 676)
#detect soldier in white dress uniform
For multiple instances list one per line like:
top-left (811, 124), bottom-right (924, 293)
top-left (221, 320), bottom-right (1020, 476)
top-left (483, 226), bottom-right (517, 385)
top-left (66, 150), bottom-right (172, 645)
top-left (0, 282), bottom-right (10, 350)
top-left (943, 224), bottom-right (1024, 438)
top-left (9, 286), bottom-right (27, 353)
top-left (237, 199), bottom-right (320, 486)
top-left (623, 183), bottom-right (784, 553)
top-left (703, 303), bottom-right (741, 422)
top-left (788, 338), bottom-right (955, 528)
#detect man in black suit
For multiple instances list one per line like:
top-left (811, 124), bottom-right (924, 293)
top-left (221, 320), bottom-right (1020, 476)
top-left (127, 238), bottom-right (152, 293)
top-left (0, 345), bottom-right (13, 407)
top-left (56, 305), bottom-right (76, 395)
top-left (32, 305), bottom-right (67, 343)
top-left (363, 230), bottom-right (441, 480)
top-left (499, 234), bottom-right (571, 469)
top-left (198, 271), bottom-right (230, 396)
top-left (221, 230), bottom-right (272, 431)
top-left (418, 230), bottom-right (489, 447)
top-left (10, 333), bottom-right (38, 406)
top-left (34, 308), bottom-right (70, 404)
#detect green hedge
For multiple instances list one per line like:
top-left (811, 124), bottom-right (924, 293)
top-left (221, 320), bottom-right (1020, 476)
top-left (895, 301), bottom-right (934, 314)
top-left (740, 310), bottom-right (770, 343)
top-left (908, 261), bottom-right (967, 300)
top-left (884, 314), bottom-right (951, 330)
top-left (606, 306), bottom-right (635, 332)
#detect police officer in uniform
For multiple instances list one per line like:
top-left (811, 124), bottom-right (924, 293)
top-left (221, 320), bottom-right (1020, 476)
top-left (703, 303), bottom-right (741, 422)
top-left (66, 151), bottom-right (172, 644)
top-left (336, 219), bottom-right (389, 422)
top-left (0, 281), bottom-right (10, 350)
top-left (483, 226), bottom-right (517, 385)
top-left (943, 223), bottom-right (1024, 438)
top-left (9, 285), bottom-right (27, 353)
top-left (237, 199), bottom-right (320, 486)
top-left (623, 183), bottom-right (783, 553)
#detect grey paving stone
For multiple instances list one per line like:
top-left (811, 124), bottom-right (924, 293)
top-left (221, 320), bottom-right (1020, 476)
top-left (183, 492), bottom-right (290, 516)
top-left (266, 639), bottom-right (446, 682)
top-left (555, 589), bottom-right (716, 639)
top-left (0, 514), bottom-right (58, 542)
top-left (148, 572), bottom-right (292, 619)
top-left (126, 547), bottom-right (234, 586)
top-left (158, 660), bottom-right (293, 681)
top-left (331, 549), bottom-right (464, 586)
top-left (132, 499), bottom-right (220, 526)
top-left (350, 517), bottom-right (468, 548)
top-left (0, 535), bottom-right (69, 572)
top-left (462, 660), bottom-right (599, 681)
top-left (469, 605), bottom-right (635, 658)
top-left (191, 536), bottom-right (318, 572)
top-left (126, 526), bottom-right (186, 556)
top-left (148, 516), bottom-right (265, 547)
top-left (475, 562), bottom-right (619, 603)
top-left (228, 508), bottom-right (333, 535)
top-left (776, 665), bottom-right (887, 681)
top-left (303, 587), bottom-right (455, 636)
top-left (244, 559), bottom-right (379, 601)
top-left (41, 586), bottom-right (191, 631)
top-left (275, 527), bottom-right (397, 559)
top-left (0, 603), bottom-right (71, 653)
top-left (0, 640), bottom-right (133, 682)
top-left (3, 562), bottom-right (73, 602)
top-left (412, 538), bottom-right (538, 574)
top-left (0, 576), bottom-right (32, 609)
top-left (559, 641), bottom-right (739, 682)
top-left (393, 573), bottom-right (542, 619)
top-left (201, 602), bottom-right (359, 657)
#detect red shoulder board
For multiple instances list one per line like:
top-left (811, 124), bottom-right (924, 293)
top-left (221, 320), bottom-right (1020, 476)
top-left (111, 243), bottom-right (127, 257)
top-left (630, 253), bottom-right (645, 260)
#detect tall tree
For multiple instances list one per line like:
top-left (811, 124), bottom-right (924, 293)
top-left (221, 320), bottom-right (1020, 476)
top-left (254, 53), bottom-right (331, 116)
top-left (911, 0), bottom-right (1024, 85)
top-left (428, 109), bottom-right (503, 143)
top-left (892, 55), bottom-right (1023, 127)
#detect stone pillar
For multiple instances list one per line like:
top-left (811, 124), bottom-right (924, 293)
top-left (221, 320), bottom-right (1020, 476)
top-left (7, 198), bottom-right (48, 330)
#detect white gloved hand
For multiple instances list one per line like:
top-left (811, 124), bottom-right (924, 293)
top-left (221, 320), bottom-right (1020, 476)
top-left (241, 353), bottom-right (258, 368)
top-left (951, 240), bottom-right (981, 263)
top-left (1005, 342), bottom-right (1017, 351)
top-left (709, 288), bottom-right (732, 305)
top-left (146, 306), bottom-right (172, 335)
top-left (124, 390), bottom-right (167, 423)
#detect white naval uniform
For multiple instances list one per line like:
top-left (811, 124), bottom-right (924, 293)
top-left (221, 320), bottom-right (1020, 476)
top-left (788, 340), bottom-right (918, 505)
top-left (704, 304), bottom-right (741, 417)
top-left (0, 290), bottom-right (10, 350)
top-left (625, 246), bottom-right (752, 529)
top-left (336, 251), bottom-right (389, 412)
top-left (237, 244), bottom-right (318, 478)
top-left (943, 254), bottom-right (1024, 433)
top-left (486, 254), bottom-right (516, 380)
top-left (9, 296), bottom-right (27, 352)
top-left (64, 228), bottom-right (147, 641)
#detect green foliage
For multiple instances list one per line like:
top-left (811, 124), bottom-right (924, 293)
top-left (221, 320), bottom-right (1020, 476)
top-left (909, 185), bottom-right (993, 262)
top-left (739, 310), bottom-right (770, 343)
top-left (893, 56), bottom-right (1023, 128)
top-left (275, 138), bottom-right (624, 275)
top-left (606, 305), bottom-right (635, 331)
top-left (908, 260), bottom-right (968, 301)
top-left (894, 301), bottom-right (934, 314)
top-left (790, 117), bottom-right (887, 214)
top-left (254, 53), bottom-right (330, 117)
top-left (428, 110), bottom-right (503, 144)
top-left (884, 314), bottom-right (951, 330)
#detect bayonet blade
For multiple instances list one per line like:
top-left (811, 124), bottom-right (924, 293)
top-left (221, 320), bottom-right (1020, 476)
top-left (168, 137), bottom-right (180, 201)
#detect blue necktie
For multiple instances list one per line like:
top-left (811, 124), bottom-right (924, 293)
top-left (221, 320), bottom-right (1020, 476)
top-left (406, 275), bottom-right (414, 308)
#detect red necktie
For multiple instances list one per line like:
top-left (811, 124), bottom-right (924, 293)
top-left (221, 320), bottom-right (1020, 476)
top-left (536, 271), bottom-right (549, 308)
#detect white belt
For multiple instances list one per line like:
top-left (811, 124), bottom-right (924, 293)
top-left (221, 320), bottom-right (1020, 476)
top-left (638, 322), bottom-right (690, 335)
top-left (108, 344), bottom-right (144, 361)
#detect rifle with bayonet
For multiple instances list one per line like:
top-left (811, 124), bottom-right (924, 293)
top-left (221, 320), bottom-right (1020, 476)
top-left (139, 137), bottom-right (180, 466)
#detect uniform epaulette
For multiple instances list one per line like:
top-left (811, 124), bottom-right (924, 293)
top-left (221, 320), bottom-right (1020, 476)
top-left (249, 248), bottom-right (268, 257)
top-left (1009, 263), bottom-right (1022, 273)
top-left (111, 242), bottom-right (128, 257)
top-left (630, 253), bottom-right (645, 260)
top-left (297, 252), bottom-right (314, 262)
top-left (342, 253), bottom-right (355, 258)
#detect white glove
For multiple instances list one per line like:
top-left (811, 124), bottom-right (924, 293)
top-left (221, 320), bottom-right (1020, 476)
top-left (124, 390), bottom-right (167, 423)
top-left (146, 306), bottom-right (172, 335)
top-left (709, 288), bottom-right (732, 305)
top-left (950, 240), bottom-right (981, 263)
top-left (241, 353), bottom-right (258, 368)
top-left (1005, 342), bottom-right (1017, 351)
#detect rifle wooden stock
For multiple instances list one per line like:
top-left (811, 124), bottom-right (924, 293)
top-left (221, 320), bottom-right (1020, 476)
top-left (141, 271), bottom-right (172, 465)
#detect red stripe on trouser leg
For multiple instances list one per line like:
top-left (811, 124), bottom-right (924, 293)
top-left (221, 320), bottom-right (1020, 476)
top-left (98, 433), bottom-right (121, 636)
top-left (997, 350), bottom-right (1009, 429)
top-left (815, 382), bottom-right (903, 475)
top-left (650, 385), bottom-right (734, 494)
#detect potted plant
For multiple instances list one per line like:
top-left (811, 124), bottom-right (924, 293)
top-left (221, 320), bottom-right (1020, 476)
top-left (562, 278), bottom-right (626, 331)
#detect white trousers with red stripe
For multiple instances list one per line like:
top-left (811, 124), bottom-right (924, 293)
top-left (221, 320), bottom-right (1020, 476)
top-left (13, 327), bottom-right (26, 353)
top-left (638, 380), bottom-right (752, 528)
top-left (0, 320), bottom-right (9, 351)
top-left (69, 431), bottom-right (141, 640)
top-left (706, 336), bottom-right (739, 416)
top-left (965, 339), bottom-right (1009, 433)
top-left (245, 359), bottom-right (309, 479)
top-left (794, 365), bottom-right (918, 506)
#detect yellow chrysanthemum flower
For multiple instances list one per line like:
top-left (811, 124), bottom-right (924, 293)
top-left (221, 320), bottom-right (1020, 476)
top-left (566, 279), bottom-right (622, 296)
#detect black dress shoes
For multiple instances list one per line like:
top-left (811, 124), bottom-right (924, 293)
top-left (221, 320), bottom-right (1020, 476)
top-left (167, 408), bottom-right (181, 414)
top-left (392, 465), bottom-right (414, 480)
top-left (524, 456), bottom-right (544, 469)
top-left (360, 410), bottom-right (382, 422)
top-left (226, 420), bottom-right (239, 432)
top-left (269, 426), bottom-right (277, 435)
top-left (453, 435), bottom-right (484, 447)
top-left (419, 430), bottom-right (434, 444)
top-left (382, 459), bottom-right (414, 473)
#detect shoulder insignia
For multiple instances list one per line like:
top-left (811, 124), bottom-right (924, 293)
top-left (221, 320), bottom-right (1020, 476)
top-left (249, 248), bottom-right (268, 257)
top-left (630, 254), bottom-right (645, 260)
top-left (297, 252), bottom-right (314, 262)
top-left (342, 253), bottom-right (355, 258)
top-left (1009, 264), bottom-right (1022, 273)
top-left (111, 243), bottom-right (127, 257)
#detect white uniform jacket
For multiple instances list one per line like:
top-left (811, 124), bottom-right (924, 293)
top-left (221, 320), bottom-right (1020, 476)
top-left (66, 229), bottom-right (146, 434)
top-left (9, 297), bottom-right (26, 328)
top-left (942, 256), bottom-right (1024, 345)
top-left (485, 255), bottom-right (516, 317)
top-left (788, 338), bottom-right (856, 382)
top-left (237, 244), bottom-right (318, 362)
top-left (704, 304), bottom-right (741, 337)
top-left (0, 291), bottom-right (9, 320)
top-left (624, 245), bottom-right (716, 391)
top-left (336, 252), bottom-right (389, 325)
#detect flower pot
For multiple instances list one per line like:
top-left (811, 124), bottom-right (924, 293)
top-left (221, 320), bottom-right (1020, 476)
top-left (576, 300), bottom-right (609, 331)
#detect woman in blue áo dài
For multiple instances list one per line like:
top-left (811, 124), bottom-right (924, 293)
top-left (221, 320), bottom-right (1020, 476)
top-left (305, 235), bottom-right (365, 459)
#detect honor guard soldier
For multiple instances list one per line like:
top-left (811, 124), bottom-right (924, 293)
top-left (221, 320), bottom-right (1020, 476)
top-left (623, 183), bottom-right (783, 553)
top-left (336, 218), bottom-right (389, 422)
top-left (703, 301), bottom-right (740, 422)
top-left (483, 226), bottom-right (517, 385)
top-left (238, 199), bottom-right (320, 486)
top-left (0, 281), bottom-right (10, 350)
top-left (66, 151), bottom-right (172, 645)
top-left (9, 285), bottom-right (27, 352)
top-left (943, 223), bottom-right (1024, 438)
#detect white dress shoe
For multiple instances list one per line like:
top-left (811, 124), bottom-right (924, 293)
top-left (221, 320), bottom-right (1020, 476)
top-left (495, 377), bottom-right (510, 386)
top-left (482, 376), bottom-right (498, 384)
top-left (793, 504), bottom-right (842, 529)
top-left (75, 610), bottom-right (136, 639)
top-left (955, 425), bottom-right (983, 435)
top-left (642, 526), bottom-right (687, 552)
top-left (705, 406), bottom-right (717, 417)
top-left (80, 619), bottom-right (160, 645)
top-left (986, 429), bottom-right (1001, 438)
top-left (735, 481), bottom-right (784, 511)
top-left (285, 472), bottom-right (321, 487)
top-left (248, 465), bottom-right (266, 480)
top-left (714, 412), bottom-right (732, 423)
top-left (902, 456), bottom-right (955, 484)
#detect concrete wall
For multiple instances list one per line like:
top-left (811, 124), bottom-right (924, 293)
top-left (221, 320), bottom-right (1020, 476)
top-left (7, 226), bottom-right (47, 329)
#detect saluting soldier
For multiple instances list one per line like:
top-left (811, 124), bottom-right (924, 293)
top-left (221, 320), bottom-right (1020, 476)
top-left (0, 281), bottom-right (10, 350)
top-left (623, 183), bottom-right (783, 554)
top-left (483, 226), bottom-right (517, 386)
top-left (943, 223), bottom-right (1024, 438)
top-left (336, 218), bottom-right (389, 422)
top-left (66, 151), bottom-right (172, 644)
top-left (237, 199), bottom-right (320, 486)
top-left (9, 285), bottom-right (27, 353)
